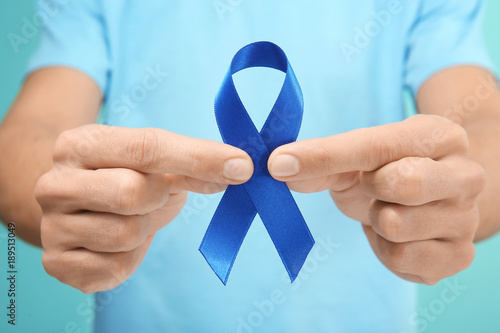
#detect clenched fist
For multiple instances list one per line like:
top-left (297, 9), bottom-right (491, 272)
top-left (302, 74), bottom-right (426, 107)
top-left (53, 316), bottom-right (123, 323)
top-left (35, 125), bottom-right (253, 293)
top-left (268, 114), bottom-right (485, 285)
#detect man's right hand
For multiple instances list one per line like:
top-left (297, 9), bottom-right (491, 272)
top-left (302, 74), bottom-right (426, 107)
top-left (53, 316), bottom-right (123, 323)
top-left (35, 125), bottom-right (253, 293)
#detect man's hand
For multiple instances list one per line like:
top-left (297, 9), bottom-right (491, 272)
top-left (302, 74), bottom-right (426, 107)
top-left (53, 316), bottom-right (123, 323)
top-left (268, 114), bottom-right (485, 285)
top-left (35, 125), bottom-right (253, 293)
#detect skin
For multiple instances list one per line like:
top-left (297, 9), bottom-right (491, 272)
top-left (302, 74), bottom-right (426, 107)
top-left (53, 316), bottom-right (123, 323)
top-left (0, 65), bottom-right (499, 293)
top-left (268, 66), bottom-right (500, 285)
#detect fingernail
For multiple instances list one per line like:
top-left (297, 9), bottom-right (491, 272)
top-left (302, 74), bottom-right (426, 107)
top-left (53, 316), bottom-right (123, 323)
top-left (223, 158), bottom-right (253, 181)
top-left (269, 154), bottom-right (300, 177)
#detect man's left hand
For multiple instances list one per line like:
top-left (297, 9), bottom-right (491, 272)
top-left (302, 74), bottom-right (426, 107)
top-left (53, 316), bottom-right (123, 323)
top-left (268, 114), bottom-right (485, 285)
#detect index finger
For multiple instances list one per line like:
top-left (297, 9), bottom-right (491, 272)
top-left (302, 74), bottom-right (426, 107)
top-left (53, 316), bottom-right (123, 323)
top-left (268, 114), bottom-right (468, 181)
top-left (54, 125), bottom-right (254, 184)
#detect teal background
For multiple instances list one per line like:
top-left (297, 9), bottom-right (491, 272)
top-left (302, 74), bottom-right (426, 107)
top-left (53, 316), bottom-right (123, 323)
top-left (0, 1), bottom-right (499, 332)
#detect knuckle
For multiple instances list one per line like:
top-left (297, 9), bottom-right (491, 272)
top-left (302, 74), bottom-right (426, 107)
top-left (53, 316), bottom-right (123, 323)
top-left (35, 166), bottom-right (75, 210)
top-left (113, 217), bottom-right (146, 251)
top-left (43, 249), bottom-right (120, 294)
top-left (385, 243), bottom-right (409, 272)
top-left (447, 122), bottom-right (469, 153)
top-left (114, 172), bottom-right (167, 215)
top-left (367, 131), bottom-right (409, 171)
top-left (34, 172), bottom-right (58, 206)
top-left (394, 160), bottom-right (424, 204)
top-left (34, 173), bottom-right (51, 201)
top-left (113, 172), bottom-right (152, 215)
top-left (127, 129), bottom-right (160, 170)
top-left (115, 173), bottom-right (142, 214)
top-left (465, 163), bottom-right (486, 196)
top-left (53, 129), bottom-right (79, 162)
top-left (377, 206), bottom-right (405, 243)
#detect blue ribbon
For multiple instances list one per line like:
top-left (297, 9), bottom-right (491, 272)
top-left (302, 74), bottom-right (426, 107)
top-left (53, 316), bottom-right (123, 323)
top-left (199, 41), bottom-right (315, 285)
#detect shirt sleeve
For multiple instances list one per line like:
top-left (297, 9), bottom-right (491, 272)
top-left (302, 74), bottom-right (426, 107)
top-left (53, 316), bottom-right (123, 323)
top-left (26, 0), bottom-right (110, 94)
top-left (404, 0), bottom-right (497, 96)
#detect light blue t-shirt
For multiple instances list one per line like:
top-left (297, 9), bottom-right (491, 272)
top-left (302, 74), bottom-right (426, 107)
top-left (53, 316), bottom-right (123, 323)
top-left (28, 0), bottom-right (495, 332)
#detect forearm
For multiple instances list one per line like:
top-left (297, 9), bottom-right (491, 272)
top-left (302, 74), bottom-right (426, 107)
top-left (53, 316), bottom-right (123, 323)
top-left (0, 121), bottom-right (57, 246)
top-left (0, 67), bottom-right (102, 246)
top-left (463, 114), bottom-right (500, 241)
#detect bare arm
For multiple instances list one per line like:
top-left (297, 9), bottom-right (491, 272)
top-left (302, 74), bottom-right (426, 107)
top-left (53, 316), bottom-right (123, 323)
top-left (417, 66), bottom-right (500, 241)
top-left (0, 67), bottom-right (102, 246)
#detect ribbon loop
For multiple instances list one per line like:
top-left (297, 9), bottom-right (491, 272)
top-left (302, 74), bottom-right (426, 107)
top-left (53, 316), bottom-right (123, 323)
top-left (199, 42), bottom-right (315, 285)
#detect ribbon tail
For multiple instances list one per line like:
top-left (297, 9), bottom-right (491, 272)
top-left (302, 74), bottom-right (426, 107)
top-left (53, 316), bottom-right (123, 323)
top-left (199, 185), bottom-right (257, 285)
top-left (244, 179), bottom-right (315, 282)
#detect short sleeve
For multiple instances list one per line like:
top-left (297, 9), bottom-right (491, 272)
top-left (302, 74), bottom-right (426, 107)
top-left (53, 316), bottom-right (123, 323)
top-left (404, 0), bottom-right (497, 96)
top-left (26, 0), bottom-right (110, 94)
